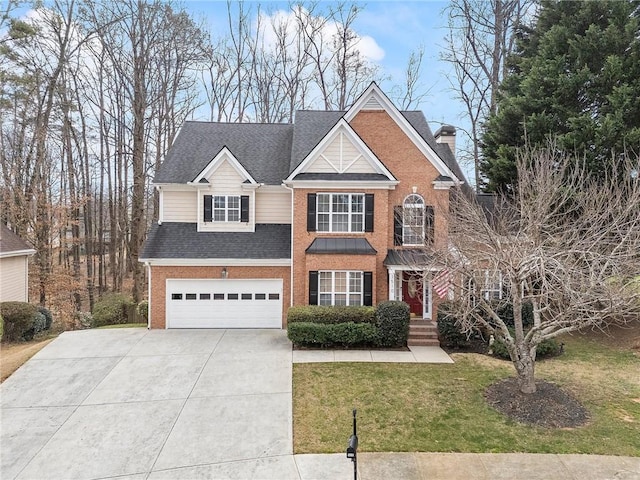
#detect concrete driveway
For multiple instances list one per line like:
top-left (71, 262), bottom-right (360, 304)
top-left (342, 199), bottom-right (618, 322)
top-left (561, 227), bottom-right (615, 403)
top-left (1, 328), bottom-right (299, 480)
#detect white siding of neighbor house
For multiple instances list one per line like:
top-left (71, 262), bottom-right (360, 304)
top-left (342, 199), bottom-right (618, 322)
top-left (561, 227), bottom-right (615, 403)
top-left (199, 158), bottom-right (254, 232)
top-left (306, 133), bottom-right (377, 174)
top-left (0, 256), bottom-right (29, 302)
top-left (255, 189), bottom-right (291, 224)
top-left (162, 190), bottom-right (197, 223)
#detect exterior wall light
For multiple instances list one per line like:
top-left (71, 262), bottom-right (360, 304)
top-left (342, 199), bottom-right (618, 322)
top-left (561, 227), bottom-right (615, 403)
top-left (221, 267), bottom-right (228, 279)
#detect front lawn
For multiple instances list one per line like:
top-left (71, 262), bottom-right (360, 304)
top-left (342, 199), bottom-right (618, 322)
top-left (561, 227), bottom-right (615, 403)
top-left (293, 333), bottom-right (640, 456)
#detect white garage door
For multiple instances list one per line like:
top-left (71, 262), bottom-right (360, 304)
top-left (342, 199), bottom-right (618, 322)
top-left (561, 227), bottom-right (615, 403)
top-left (166, 279), bottom-right (283, 328)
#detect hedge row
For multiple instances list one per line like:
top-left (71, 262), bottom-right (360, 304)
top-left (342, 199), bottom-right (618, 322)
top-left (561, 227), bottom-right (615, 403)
top-left (287, 301), bottom-right (410, 348)
top-left (436, 300), bottom-right (561, 359)
top-left (0, 302), bottom-right (53, 342)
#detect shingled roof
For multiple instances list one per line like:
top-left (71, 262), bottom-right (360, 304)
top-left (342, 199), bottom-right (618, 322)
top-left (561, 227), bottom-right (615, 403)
top-left (141, 223), bottom-right (291, 260)
top-left (0, 225), bottom-right (35, 257)
top-left (155, 108), bottom-right (468, 187)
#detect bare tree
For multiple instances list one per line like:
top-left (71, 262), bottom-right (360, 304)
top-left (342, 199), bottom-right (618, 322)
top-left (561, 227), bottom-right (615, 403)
top-left (442, 0), bottom-right (534, 187)
top-left (391, 46), bottom-right (431, 110)
top-left (428, 148), bottom-right (640, 394)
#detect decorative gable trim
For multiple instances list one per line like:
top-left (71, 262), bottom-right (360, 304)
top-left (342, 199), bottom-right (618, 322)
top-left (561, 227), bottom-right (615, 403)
top-left (192, 146), bottom-right (258, 185)
top-left (285, 119), bottom-right (396, 182)
top-left (344, 82), bottom-right (462, 183)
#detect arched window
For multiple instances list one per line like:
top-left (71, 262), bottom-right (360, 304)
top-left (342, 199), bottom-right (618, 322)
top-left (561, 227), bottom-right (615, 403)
top-left (403, 194), bottom-right (425, 245)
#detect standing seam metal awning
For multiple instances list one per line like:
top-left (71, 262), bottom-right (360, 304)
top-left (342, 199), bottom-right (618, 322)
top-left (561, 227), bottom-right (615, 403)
top-left (305, 238), bottom-right (377, 255)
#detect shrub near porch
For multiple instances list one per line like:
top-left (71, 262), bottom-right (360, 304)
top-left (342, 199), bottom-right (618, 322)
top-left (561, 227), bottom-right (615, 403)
top-left (287, 302), bottom-right (410, 348)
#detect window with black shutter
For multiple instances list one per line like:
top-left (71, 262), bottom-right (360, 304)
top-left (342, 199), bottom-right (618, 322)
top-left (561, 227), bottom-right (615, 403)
top-left (393, 206), bottom-right (403, 245)
top-left (364, 194), bottom-right (374, 232)
top-left (363, 271), bottom-right (373, 306)
top-left (307, 193), bottom-right (317, 232)
top-left (204, 195), bottom-right (213, 222)
top-left (240, 195), bottom-right (250, 222)
top-left (308, 271), bottom-right (319, 305)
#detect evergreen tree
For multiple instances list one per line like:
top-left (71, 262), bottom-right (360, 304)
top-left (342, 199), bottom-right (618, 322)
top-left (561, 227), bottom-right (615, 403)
top-left (481, 0), bottom-right (640, 192)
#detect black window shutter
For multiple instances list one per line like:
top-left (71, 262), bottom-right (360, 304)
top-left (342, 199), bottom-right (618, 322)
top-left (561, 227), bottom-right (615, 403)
top-left (363, 271), bottom-right (373, 306)
top-left (240, 195), bottom-right (250, 222)
top-left (309, 271), bottom-right (319, 305)
top-left (393, 206), bottom-right (403, 246)
top-left (364, 194), bottom-right (374, 232)
top-left (204, 195), bottom-right (213, 222)
top-left (307, 193), bottom-right (317, 232)
top-left (426, 206), bottom-right (434, 244)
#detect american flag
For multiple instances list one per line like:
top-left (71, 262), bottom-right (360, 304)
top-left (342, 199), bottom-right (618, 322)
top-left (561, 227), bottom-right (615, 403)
top-left (432, 269), bottom-right (451, 299)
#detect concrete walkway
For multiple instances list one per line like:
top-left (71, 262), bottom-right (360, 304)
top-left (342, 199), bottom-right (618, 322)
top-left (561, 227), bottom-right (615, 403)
top-left (293, 345), bottom-right (454, 363)
top-left (1, 328), bottom-right (638, 480)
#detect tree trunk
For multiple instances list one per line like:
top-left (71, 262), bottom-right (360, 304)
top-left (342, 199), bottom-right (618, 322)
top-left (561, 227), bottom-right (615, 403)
top-left (514, 348), bottom-right (536, 394)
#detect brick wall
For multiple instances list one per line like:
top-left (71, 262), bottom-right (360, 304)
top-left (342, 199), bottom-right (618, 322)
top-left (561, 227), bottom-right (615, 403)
top-left (149, 265), bottom-right (291, 329)
top-left (291, 109), bottom-right (452, 317)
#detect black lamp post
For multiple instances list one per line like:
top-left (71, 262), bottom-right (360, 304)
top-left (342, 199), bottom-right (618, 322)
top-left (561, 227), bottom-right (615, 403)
top-left (346, 409), bottom-right (358, 480)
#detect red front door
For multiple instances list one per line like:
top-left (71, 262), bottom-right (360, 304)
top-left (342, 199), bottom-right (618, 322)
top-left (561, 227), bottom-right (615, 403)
top-left (402, 272), bottom-right (423, 316)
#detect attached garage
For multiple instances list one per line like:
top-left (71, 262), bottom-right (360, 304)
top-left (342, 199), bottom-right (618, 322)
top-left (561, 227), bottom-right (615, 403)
top-left (166, 278), bottom-right (283, 329)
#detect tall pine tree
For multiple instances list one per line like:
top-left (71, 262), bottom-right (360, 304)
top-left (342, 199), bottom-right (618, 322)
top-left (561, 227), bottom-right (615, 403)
top-left (481, 0), bottom-right (640, 192)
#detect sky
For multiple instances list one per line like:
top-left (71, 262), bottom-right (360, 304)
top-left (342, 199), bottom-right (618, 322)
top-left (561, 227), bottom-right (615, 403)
top-left (184, 1), bottom-right (466, 133)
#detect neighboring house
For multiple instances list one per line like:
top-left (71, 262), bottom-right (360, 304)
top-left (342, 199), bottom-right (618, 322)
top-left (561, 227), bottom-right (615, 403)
top-left (141, 83), bottom-right (467, 330)
top-left (0, 225), bottom-right (36, 303)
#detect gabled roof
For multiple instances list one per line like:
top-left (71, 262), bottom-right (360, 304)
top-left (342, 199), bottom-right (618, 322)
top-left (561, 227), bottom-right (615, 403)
top-left (155, 122), bottom-right (293, 185)
top-left (0, 225), bottom-right (36, 258)
top-left (192, 146), bottom-right (257, 185)
top-left (286, 118), bottom-right (396, 181)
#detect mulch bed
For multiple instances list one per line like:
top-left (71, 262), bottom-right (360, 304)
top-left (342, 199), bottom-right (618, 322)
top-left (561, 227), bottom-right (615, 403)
top-left (485, 377), bottom-right (590, 428)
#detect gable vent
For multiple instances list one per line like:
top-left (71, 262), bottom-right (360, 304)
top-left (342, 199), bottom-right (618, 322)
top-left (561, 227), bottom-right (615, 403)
top-left (362, 96), bottom-right (383, 110)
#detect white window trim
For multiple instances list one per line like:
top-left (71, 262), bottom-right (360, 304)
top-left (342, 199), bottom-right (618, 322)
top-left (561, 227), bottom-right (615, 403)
top-left (213, 195), bottom-right (240, 223)
top-left (318, 270), bottom-right (363, 306)
top-left (402, 194), bottom-right (425, 246)
top-left (481, 271), bottom-right (503, 301)
top-left (316, 193), bottom-right (365, 233)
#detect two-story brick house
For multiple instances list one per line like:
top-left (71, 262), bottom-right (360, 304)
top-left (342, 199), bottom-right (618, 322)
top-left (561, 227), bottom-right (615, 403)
top-left (141, 83), bottom-right (466, 331)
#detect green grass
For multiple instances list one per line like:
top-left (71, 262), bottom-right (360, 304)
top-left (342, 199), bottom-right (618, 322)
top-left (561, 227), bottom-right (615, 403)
top-left (96, 323), bottom-right (147, 329)
top-left (293, 335), bottom-right (640, 456)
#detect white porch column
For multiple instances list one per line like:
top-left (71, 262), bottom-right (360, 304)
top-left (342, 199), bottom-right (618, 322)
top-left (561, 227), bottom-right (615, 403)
top-left (388, 268), bottom-right (395, 300)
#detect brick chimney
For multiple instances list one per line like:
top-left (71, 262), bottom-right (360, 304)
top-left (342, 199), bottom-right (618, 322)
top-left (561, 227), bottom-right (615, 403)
top-left (434, 125), bottom-right (456, 156)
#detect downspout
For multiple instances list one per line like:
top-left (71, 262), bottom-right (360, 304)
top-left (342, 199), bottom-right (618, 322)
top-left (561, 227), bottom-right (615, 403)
top-left (282, 183), bottom-right (295, 316)
top-left (145, 261), bottom-right (151, 329)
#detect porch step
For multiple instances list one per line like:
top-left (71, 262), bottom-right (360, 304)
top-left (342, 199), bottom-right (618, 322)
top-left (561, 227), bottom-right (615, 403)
top-left (408, 319), bottom-right (440, 347)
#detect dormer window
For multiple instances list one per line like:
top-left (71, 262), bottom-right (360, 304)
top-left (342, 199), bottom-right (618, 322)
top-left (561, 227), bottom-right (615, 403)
top-left (204, 195), bottom-right (249, 223)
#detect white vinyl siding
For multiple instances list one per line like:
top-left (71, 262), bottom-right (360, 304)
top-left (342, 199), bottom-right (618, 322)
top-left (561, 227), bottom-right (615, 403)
top-left (255, 190), bottom-right (291, 224)
top-left (306, 132), bottom-right (377, 174)
top-left (162, 190), bottom-right (197, 223)
top-left (0, 256), bottom-right (29, 302)
top-left (205, 159), bottom-right (244, 185)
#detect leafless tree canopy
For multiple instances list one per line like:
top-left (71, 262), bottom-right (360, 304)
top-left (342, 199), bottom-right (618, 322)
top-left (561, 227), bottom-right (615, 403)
top-left (435, 148), bottom-right (640, 393)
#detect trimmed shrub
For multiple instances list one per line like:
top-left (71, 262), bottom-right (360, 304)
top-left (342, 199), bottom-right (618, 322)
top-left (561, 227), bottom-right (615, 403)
top-left (37, 306), bottom-right (53, 331)
top-left (437, 301), bottom-right (486, 348)
top-left (491, 335), bottom-right (562, 360)
top-left (375, 301), bottom-right (410, 348)
top-left (288, 321), bottom-right (378, 348)
top-left (484, 300), bottom-right (534, 329)
top-left (287, 305), bottom-right (376, 325)
top-left (91, 294), bottom-right (135, 328)
top-left (0, 301), bottom-right (38, 342)
top-left (137, 300), bottom-right (149, 321)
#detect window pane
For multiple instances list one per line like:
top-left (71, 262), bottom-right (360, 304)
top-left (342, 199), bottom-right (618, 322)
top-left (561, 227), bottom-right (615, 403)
top-left (317, 213), bottom-right (330, 231)
top-left (214, 196), bottom-right (225, 208)
top-left (332, 213), bottom-right (349, 232)
top-left (228, 210), bottom-right (239, 222)
top-left (255, 293), bottom-right (266, 300)
top-left (349, 294), bottom-right (362, 306)
top-left (317, 194), bottom-right (330, 212)
top-left (171, 293), bottom-right (182, 300)
top-left (268, 293), bottom-right (280, 300)
top-left (351, 195), bottom-right (364, 212)
top-left (241, 293), bottom-right (252, 300)
top-left (334, 294), bottom-right (347, 306)
top-left (214, 211), bottom-right (226, 221)
top-left (351, 213), bottom-right (363, 232)
top-left (213, 293), bottom-right (224, 300)
top-left (349, 272), bottom-right (362, 292)
top-left (319, 294), bottom-right (332, 306)
top-left (319, 272), bottom-right (332, 292)
top-left (333, 194), bottom-right (349, 212)
top-left (200, 293), bottom-right (211, 300)
top-left (185, 293), bottom-right (197, 300)
top-left (228, 293), bottom-right (239, 300)
top-left (228, 196), bottom-right (239, 208)
top-left (334, 272), bottom-right (347, 293)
